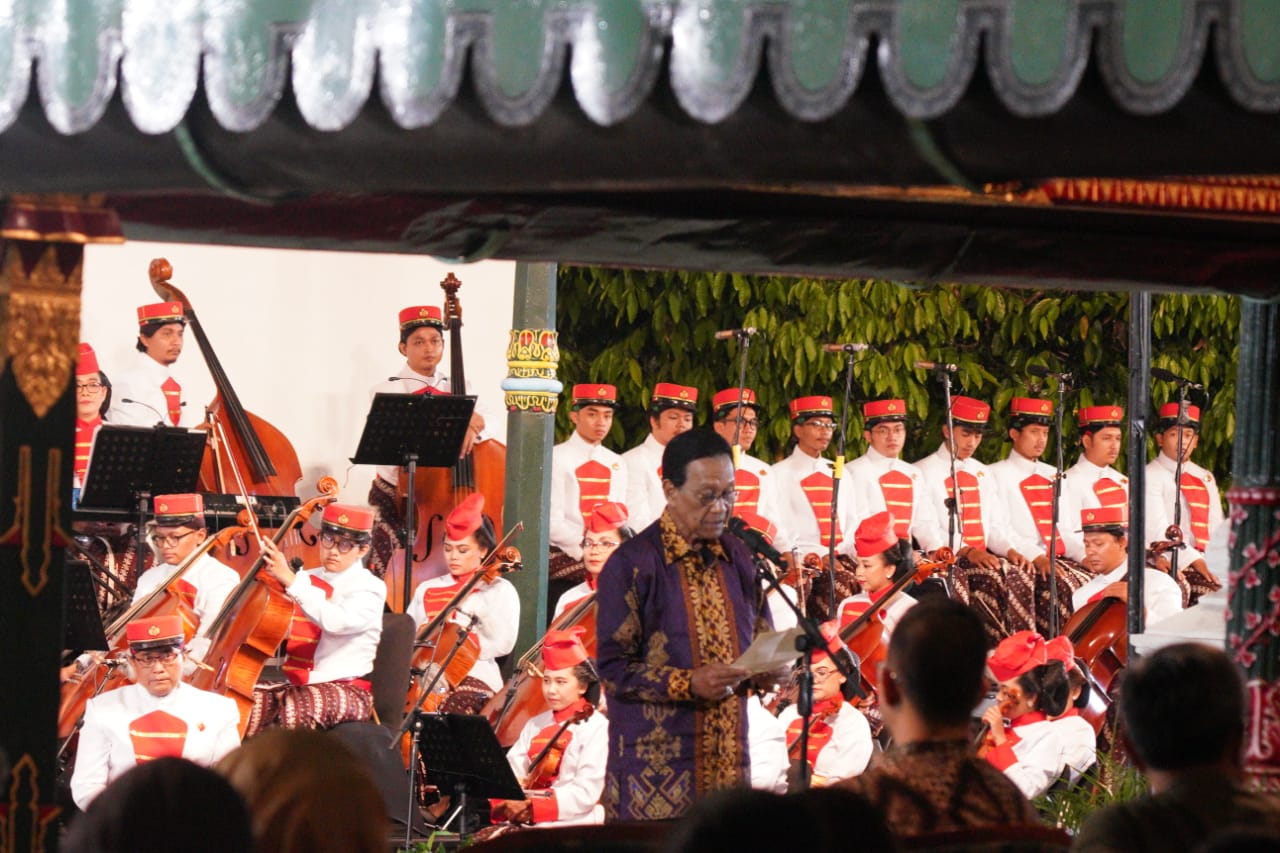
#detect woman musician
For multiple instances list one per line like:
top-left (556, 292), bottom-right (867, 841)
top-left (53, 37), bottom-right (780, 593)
top-left (837, 512), bottom-right (918, 642)
top-left (552, 502), bottom-right (632, 620)
top-left (250, 503), bottom-right (385, 735)
top-left (488, 627), bottom-right (607, 829)
top-left (407, 493), bottom-right (519, 711)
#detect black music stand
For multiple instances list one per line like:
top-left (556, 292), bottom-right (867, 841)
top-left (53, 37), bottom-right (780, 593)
top-left (78, 425), bottom-right (206, 565)
top-left (351, 393), bottom-right (476, 609)
top-left (414, 713), bottom-right (523, 838)
top-left (61, 559), bottom-right (108, 662)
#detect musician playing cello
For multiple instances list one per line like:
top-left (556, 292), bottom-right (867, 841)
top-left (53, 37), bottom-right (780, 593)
top-left (249, 504), bottom-right (385, 735)
top-left (406, 493), bottom-right (520, 711)
top-left (489, 627), bottom-right (608, 829)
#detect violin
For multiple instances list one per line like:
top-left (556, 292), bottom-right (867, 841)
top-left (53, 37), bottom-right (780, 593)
top-left (522, 704), bottom-right (595, 790)
top-left (975, 693), bottom-right (1016, 759)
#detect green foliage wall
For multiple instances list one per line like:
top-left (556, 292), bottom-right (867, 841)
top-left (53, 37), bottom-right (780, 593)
top-left (555, 268), bottom-right (1239, 486)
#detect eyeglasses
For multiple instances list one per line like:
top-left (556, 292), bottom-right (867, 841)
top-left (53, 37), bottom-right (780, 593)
top-left (805, 421), bottom-right (837, 431)
top-left (152, 530), bottom-right (197, 547)
top-left (812, 667), bottom-right (839, 680)
top-left (581, 539), bottom-right (621, 551)
top-left (76, 382), bottom-right (105, 394)
top-left (723, 418), bottom-right (759, 429)
top-left (319, 532), bottom-right (361, 553)
top-left (686, 488), bottom-right (738, 508)
top-left (132, 649), bottom-right (180, 666)
top-left (996, 684), bottom-right (1026, 702)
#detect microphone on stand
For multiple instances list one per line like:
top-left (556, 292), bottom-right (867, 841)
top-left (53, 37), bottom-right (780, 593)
top-left (728, 516), bottom-right (786, 566)
top-left (914, 361), bottom-right (958, 373)
top-left (1151, 367), bottom-right (1205, 390)
top-left (822, 343), bottom-right (872, 353)
top-left (714, 327), bottom-right (759, 340)
top-left (120, 398), bottom-right (181, 426)
top-left (1027, 365), bottom-right (1073, 381)
top-left (386, 375), bottom-right (436, 388)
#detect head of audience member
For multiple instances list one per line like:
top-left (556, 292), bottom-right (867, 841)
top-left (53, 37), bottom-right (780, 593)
top-left (862, 398), bottom-right (908, 460)
top-left (397, 305), bottom-right (446, 376)
top-left (1008, 397), bottom-right (1053, 461)
top-left (879, 599), bottom-right (988, 742)
top-left (135, 302), bottom-right (186, 365)
top-left (442, 493), bottom-right (497, 579)
top-left (664, 787), bottom-right (894, 853)
top-left (1120, 643), bottom-right (1246, 788)
top-left (581, 501), bottom-right (633, 578)
top-left (125, 615), bottom-right (186, 698)
top-left (64, 757), bottom-right (252, 853)
top-left (1080, 506), bottom-right (1129, 574)
top-left (1078, 405), bottom-right (1125, 467)
top-left (1154, 402), bottom-right (1201, 464)
top-left (150, 493), bottom-right (208, 566)
top-left (661, 429), bottom-right (735, 544)
top-left (710, 388), bottom-right (763, 451)
top-left (217, 729), bottom-right (386, 853)
top-left (569, 383), bottom-right (619, 444)
top-left (853, 512), bottom-right (911, 596)
top-left (317, 503), bottom-right (374, 574)
top-left (790, 396), bottom-right (836, 457)
top-left (941, 396), bottom-right (990, 461)
top-left (541, 626), bottom-right (602, 707)
top-left (648, 382), bottom-right (698, 445)
top-left (76, 343), bottom-right (111, 421)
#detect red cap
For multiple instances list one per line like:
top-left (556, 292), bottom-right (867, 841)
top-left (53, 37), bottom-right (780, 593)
top-left (988, 631), bottom-right (1048, 682)
top-left (399, 305), bottom-right (444, 331)
top-left (445, 493), bottom-right (486, 541)
top-left (541, 626), bottom-right (590, 671)
top-left (1045, 636), bottom-right (1076, 667)
top-left (950, 396), bottom-right (991, 428)
top-left (651, 382), bottom-right (698, 411)
top-left (1010, 397), bottom-right (1053, 421)
top-left (712, 387), bottom-right (761, 415)
top-left (1156, 402), bottom-right (1201, 431)
top-left (1080, 505), bottom-right (1128, 533)
top-left (735, 511), bottom-right (777, 546)
top-left (153, 493), bottom-right (203, 523)
top-left (854, 511), bottom-right (898, 557)
top-left (863, 399), bottom-right (907, 425)
top-left (321, 503), bottom-right (375, 534)
top-left (811, 620), bottom-right (846, 664)
top-left (1078, 405), bottom-right (1125, 429)
top-left (790, 395), bottom-right (833, 422)
top-left (572, 383), bottom-right (618, 409)
top-left (137, 302), bottom-right (184, 326)
top-left (587, 501), bottom-right (629, 533)
top-left (76, 343), bottom-right (100, 376)
top-left (126, 615), bottom-right (184, 650)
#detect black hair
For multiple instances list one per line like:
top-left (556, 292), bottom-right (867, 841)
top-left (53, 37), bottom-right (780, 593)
top-left (399, 321), bottom-right (444, 347)
top-left (320, 522), bottom-right (372, 545)
top-left (1065, 657), bottom-right (1092, 710)
top-left (1016, 660), bottom-right (1071, 718)
top-left (1121, 642), bottom-right (1245, 772)
top-left (662, 429), bottom-right (732, 488)
top-left (880, 538), bottom-right (912, 582)
top-left (474, 514), bottom-right (498, 554)
top-left (1009, 416), bottom-right (1050, 432)
top-left (887, 598), bottom-right (988, 726)
top-left (136, 320), bottom-right (184, 352)
top-left (572, 660), bottom-right (602, 705)
top-left (98, 369), bottom-right (113, 419)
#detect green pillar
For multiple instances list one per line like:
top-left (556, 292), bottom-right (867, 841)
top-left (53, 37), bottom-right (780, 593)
top-left (1227, 298), bottom-right (1280, 790)
top-left (501, 262), bottom-right (559, 660)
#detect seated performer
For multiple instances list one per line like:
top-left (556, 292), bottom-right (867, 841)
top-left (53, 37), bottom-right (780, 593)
top-left (71, 615), bottom-right (241, 809)
top-left (489, 627), bottom-right (608, 828)
top-left (108, 301), bottom-right (201, 428)
top-left (622, 382), bottom-right (698, 529)
top-left (547, 384), bottom-right (628, 607)
top-left (73, 342), bottom-right (110, 498)
top-left (1044, 636), bottom-right (1097, 782)
top-left (406, 494), bottom-right (520, 706)
top-left (1072, 505), bottom-right (1184, 628)
top-left (709, 387), bottom-right (782, 530)
top-left (735, 511), bottom-right (799, 631)
top-left (776, 621), bottom-right (873, 787)
top-left (1062, 405), bottom-right (1128, 561)
top-left (250, 504), bottom-right (385, 735)
top-left (1144, 402), bottom-right (1224, 589)
top-left (553, 501), bottom-right (632, 619)
top-left (365, 304), bottom-right (497, 577)
top-left (837, 512), bottom-right (917, 642)
top-left (980, 632), bottom-right (1071, 799)
top-left (132, 494), bottom-right (239, 664)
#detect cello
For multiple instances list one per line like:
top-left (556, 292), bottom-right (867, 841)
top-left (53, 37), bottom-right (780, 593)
top-left (148, 258), bottom-right (319, 570)
top-left (386, 272), bottom-right (507, 612)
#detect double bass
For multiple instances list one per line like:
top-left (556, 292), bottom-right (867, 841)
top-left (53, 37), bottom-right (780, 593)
top-left (386, 272), bottom-right (507, 612)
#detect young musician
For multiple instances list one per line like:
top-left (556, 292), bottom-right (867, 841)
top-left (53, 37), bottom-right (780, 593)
top-left (553, 501), bottom-right (632, 619)
top-left (73, 342), bottom-right (110, 496)
top-left (1144, 402), bottom-right (1224, 588)
top-left (489, 627), bottom-right (607, 828)
top-left (622, 382), bottom-right (698, 529)
top-left (108, 302), bottom-right (200, 427)
top-left (1044, 636), bottom-right (1098, 783)
top-left (837, 512), bottom-right (917, 642)
top-left (406, 494), bottom-right (520, 700)
top-left (776, 621), bottom-right (873, 787)
top-left (71, 615), bottom-right (241, 809)
top-left (708, 387), bottom-right (782, 532)
top-left (250, 504), bottom-right (385, 735)
top-left (1062, 405), bottom-right (1128, 561)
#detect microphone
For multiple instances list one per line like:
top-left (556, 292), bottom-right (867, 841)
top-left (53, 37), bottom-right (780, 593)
top-left (1027, 365), bottom-right (1072, 381)
top-left (728, 516), bottom-right (786, 565)
top-left (821, 343), bottom-right (872, 353)
top-left (1151, 367), bottom-right (1205, 390)
top-left (289, 557), bottom-right (305, 572)
top-left (714, 327), bottom-right (759, 340)
top-left (914, 360), bottom-right (958, 373)
top-left (387, 375), bottom-right (434, 388)
top-left (120, 398), bottom-right (174, 425)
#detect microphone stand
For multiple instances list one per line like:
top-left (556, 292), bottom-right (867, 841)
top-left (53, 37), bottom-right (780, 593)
top-left (1168, 386), bottom-right (1191, 580)
top-left (936, 370), bottom-right (965, 557)
top-left (727, 329), bottom-right (755, 453)
top-left (1046, 377), bottom-right (1071, 637)
top-left (827, 347), bottom-right (857, 617)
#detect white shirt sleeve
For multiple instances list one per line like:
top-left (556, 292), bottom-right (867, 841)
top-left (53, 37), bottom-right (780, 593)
top-left (541, 714), bottom-right (608, 823)
top-left (812, 704), bottom-right (874, 783)
top-left (288, 575), bottom-right (384, 636)
top-left (70, 699), bottom-right (112, 809)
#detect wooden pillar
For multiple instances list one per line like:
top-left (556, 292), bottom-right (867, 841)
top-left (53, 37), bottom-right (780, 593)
top-left (1227, 298), bottom-right (1280, 790)
top-left (501, 262), bottom-right (560, 659)
top-left (0, 196), bottom-right (122, 851)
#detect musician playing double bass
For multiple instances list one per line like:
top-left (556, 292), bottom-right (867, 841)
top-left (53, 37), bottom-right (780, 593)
top-left (365, 304), bottom-right (499, 577)
top-left (248, 504), bottom-right (385, 735)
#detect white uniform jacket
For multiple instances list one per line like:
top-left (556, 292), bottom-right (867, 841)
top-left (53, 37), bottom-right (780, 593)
top-left (548, 431), bottom-right (628, 559)
top-left (842, 448), bottom-right (946, 552)
top-left (132, 552), bottom-right (240, 661)
top-left (621, 434), bottom-right (667, 531)
top-left (1071, 562), bottom-right (1184, 628)
top-left (985, 716), bottom-right (1068, 799)
top-left (989, 452), bottom-right (1083, 563)
top-left (107, 351), bottom-right (202, 428)
top-left (408, 573), bottom-right (520, 691)
top-left (505, 705), bottom-right (608, 827)
top-left (777, 700), bottom-right (873, 785)
top-left (747, 694), bottom-right (789, 793)
top-left (1144, 454), bottom-right (1225, 568)
top-left (915, 445), bottom-right (1034, 558)
top-left (837, 590), bottom-right (918, 642)
top-left (769, 448), bottom-right (862, 556)
top-left (285, 565), bottom-right (385, 683)
top-left (1051, 710), bottom-right (1098, 783)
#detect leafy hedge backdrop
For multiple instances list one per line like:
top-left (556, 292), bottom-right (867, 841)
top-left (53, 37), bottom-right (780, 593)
top-left (555, 268), bottom-right (1239, 487)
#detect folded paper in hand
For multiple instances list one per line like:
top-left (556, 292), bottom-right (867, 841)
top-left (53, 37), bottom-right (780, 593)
top-left (732, 627), bottom-right (805, 675)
